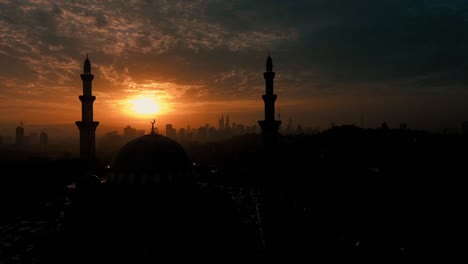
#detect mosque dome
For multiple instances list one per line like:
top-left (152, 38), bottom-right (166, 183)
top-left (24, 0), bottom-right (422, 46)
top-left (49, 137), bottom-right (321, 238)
top-left (108, 131), bottom-right (192, 185)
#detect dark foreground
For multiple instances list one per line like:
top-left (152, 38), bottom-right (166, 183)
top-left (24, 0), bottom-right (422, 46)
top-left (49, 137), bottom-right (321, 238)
top-left (1, 130), bottom-right (467, 263)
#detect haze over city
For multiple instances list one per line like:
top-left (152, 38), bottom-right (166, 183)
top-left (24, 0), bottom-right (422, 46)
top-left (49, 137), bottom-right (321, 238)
top-left (2, 0), bottom-right (468, 133)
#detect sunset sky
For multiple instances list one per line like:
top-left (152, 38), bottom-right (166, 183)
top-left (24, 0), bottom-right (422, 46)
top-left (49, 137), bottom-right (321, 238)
top-left (1, 0), bottom-right (468, 132)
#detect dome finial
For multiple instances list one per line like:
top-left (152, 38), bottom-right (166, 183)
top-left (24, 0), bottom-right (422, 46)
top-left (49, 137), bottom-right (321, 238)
top-left (150, 119), bottom-right (156, 135)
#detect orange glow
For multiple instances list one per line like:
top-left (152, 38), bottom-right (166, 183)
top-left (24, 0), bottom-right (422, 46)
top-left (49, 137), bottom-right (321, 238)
top-left (130, 97), bottom-right (160, 115)
top-left (125, 96), bottom-right (168, 117)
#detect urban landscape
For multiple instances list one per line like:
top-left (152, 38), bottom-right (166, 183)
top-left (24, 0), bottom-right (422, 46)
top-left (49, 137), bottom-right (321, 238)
top-left (1, 1), bottom-right (468, 263)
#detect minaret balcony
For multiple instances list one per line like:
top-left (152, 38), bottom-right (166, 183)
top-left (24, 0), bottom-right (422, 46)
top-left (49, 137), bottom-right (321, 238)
top-left (262, 94), bottom-right (277, 102)
top-left (264, 72), bottom-right (275, 79)
top-left (79, 95), bottom-right (96, 103)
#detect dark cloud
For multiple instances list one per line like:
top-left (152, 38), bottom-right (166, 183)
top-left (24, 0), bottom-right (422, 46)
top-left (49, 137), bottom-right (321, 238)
top-left (0, 0), bottom-right (467, 129)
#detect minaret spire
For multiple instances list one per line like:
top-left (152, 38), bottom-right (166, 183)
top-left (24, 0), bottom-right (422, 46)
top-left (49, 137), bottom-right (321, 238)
top-left (76, 54), bottom-right (99, 162)
top-left (266, 51), bottom-right (273, 72)
top-left (84, 53), bottom-right (91, 74)
top-left (258, 52), bottom-right (281, 145)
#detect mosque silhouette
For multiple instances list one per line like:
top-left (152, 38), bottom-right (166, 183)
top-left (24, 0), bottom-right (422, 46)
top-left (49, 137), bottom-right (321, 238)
top-left (3, 53), bottom-right (463, 264)
top-left (60, 53), bottom-right (283, 263)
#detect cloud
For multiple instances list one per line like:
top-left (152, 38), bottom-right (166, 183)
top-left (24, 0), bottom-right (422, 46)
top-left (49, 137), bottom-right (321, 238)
top-left (0, 0), bottom-right (468, 129)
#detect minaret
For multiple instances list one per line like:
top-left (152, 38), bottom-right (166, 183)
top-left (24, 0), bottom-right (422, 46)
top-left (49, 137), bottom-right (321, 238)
top-left (257, 53), bottom-right (284, 251)
top-left (258, 52), bottom-right (281, 140)
top-left (75, 54), bottom-right (99, 161)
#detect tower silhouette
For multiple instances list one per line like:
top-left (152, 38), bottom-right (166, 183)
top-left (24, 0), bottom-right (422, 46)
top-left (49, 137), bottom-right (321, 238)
top-left (219, 115), bottom-right (225, 131)
top-left (75, 54), bottom-right (99, 162)
top-left (258, 52), bottom-right (281, 140)
top-left (225, 114), bottom-right (230, 129)
top-left (15, 121), bottom-right (24, 146)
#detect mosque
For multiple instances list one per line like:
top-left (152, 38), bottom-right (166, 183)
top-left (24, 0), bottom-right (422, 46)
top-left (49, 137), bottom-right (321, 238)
top-left (74, 52), bottom-right (281, 187)
top-left (108, 120), bottom-right (192, 185)
top-left (75, 55), bottom-right (194, 187)
top-left (64, 53), bottom-right (282, 263)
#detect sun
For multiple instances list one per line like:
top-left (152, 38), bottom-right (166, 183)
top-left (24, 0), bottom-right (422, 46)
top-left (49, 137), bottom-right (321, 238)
top-left (129, 97), bottom-right (161, 115)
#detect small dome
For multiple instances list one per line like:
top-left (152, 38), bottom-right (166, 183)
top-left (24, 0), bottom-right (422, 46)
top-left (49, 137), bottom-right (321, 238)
top-left (109, 134), bottom-right (192, 185)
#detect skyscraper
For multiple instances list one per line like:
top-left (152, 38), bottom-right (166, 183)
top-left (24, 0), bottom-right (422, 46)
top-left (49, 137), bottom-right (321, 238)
top-left (123, 125), bottom-right (145, 142)
top-left (40, 131), bottom-right (48, 153)
top-left (75, 54), bottom-right (99, 161)
top-left (219, 115), bottom-right (225, 131)
top-left (39, 131), bottom-right (48, 145)
top-left (15, 121), bottom-right (24, 146)
top-left (225, 114), bottom-right (230, 129)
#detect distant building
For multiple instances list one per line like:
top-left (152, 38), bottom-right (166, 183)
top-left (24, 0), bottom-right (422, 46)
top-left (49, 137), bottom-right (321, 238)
top-left (29, 132), bottom-right (38, 144)
top-left (381, 122), bottom-right (389, 130)
top-left (198, 126), bottom-right (207, 140)
top-left (40, 132), bottom-right (48, 153)
top-left (208, 126), bottom-right (217, 138)
top-left (461, 121), bottom-right (468, 136)
top-left (104, 131), bottom-right (121, 140)
top-left (123, 125), bottom-right (145, 142)
top-left (2, 136), bottom-right (13, 144)
top-left (225, 115), bottom-right (230, 129)
top-left (15, 121), bottom-right (25, 146)
top-left (235, 123), bottom-right (245, 134)
top-left (165, 124), bottom-right (172, 137)
top-left (40, 132), bottom-right (48, 145)
top-left (178, 128), bottom-right (186, 140)
top-left (97, 131), bottom-right (123, 157)
top-left (219, 115), bottom-right (225, 131)
top-left (286, 118), bottom-right (293, 134)
top-left (165, 124), bottom-right (176, 139)
top-left (296, 125), bottom-right (304, 135)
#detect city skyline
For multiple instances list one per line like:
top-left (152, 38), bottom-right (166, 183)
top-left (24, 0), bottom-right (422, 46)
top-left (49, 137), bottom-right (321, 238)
top-left (1, 1), bottom-right (468, 132)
